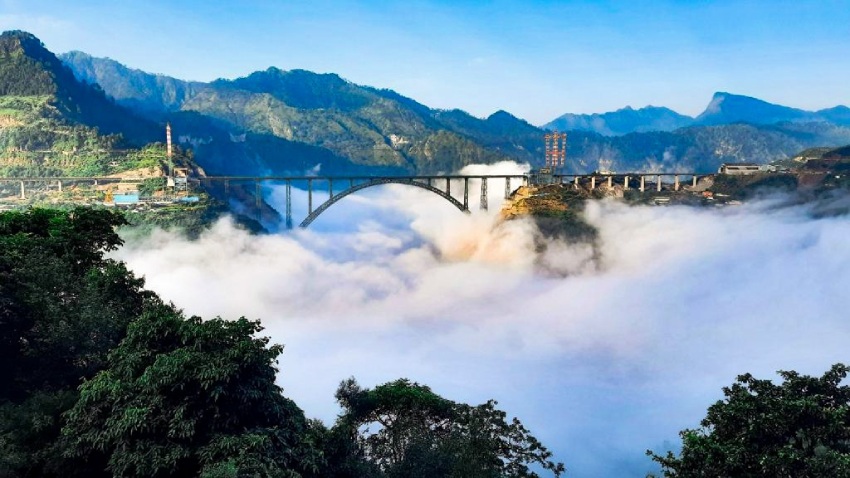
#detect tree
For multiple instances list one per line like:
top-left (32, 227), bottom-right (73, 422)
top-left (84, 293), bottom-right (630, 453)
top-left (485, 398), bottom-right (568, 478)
top-left (62, 305), bottom-right (318, 477)
top-left (327, 378), bottom-right (565, 478)
top-left (0, 208), bottom-right (150, 477)
top-left (649, 364), bottom-right (850, 477)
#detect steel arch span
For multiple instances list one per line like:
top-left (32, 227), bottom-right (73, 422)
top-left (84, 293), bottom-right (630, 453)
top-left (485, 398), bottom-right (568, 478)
top-left (299, 178), bottom-right (468, 228)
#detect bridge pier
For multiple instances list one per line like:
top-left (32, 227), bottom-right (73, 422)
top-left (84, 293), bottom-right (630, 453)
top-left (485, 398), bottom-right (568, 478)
top-left (20, 181), bottom-right (25, 199)
top-left (640, 176), bottom-right (645, 192)
top-left (308, 179), bottom-right (313, 214)
top-left (446, 178), bottom-right (451, 196)
top-left (463, 178), bottom-right (469, 210)
top-left (224, 179), bottom-right (230, 195)
top-left (285, 180), bottom-right (292, 229)
top-left (255, 180), bottom-right (262, 221)
top-left (674, 175), bottom-right (680, 191)
top-left (692, 175), bottom-right (698, 188)
top-left (480, 178), bottom-right (488, 210)
top-left (504, 177), bottom-right (511, 199)
top-left (590, 176), bottom-right (596, 190)
top-left (657, 175), bottom-right (662, 192)
top-left (57, 180), bottom-right (62, 192)
top-left (328, 179), bottom-right (333, 201)
top-left (574, 176), bottom-right (579, 188)
top-left (607, 176), bottom-right (613, 188)
top-left (624, 176), bottom-right (629, 190)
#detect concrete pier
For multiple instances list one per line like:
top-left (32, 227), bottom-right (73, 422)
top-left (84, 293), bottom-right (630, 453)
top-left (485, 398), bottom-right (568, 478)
top-left (607, 176), bottom-right (613, 188)
top-left (590, 176), bottom-right (596, 189)
top-left (307, 179), bottom-right (313, 214)
top-left (20, 181), bottom-right (25, 199)
top-left (657, 175), bottom-right (662, 192)
top-left (640, 176), bottom-right (645, 192)
top-left (674, 175), bottom-right (680, 191)
top-left (624, 176), bottom-right (629, 190)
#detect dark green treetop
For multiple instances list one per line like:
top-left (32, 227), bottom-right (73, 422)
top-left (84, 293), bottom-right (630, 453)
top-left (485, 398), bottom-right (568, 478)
top-left (649, 364), bottom-right (850, 478)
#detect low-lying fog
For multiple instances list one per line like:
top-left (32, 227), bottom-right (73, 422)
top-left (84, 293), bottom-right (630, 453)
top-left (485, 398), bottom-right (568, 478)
top-left (113, 162), bottom-right (850, 477)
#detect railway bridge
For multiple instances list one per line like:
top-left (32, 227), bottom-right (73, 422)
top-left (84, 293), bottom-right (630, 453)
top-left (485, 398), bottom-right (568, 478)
top-left (0, 172), bottom-right (708, 228)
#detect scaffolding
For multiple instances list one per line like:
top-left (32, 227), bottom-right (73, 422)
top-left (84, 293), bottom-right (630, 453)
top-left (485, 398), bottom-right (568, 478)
top-left (544, 131), bottom-right (567, 169)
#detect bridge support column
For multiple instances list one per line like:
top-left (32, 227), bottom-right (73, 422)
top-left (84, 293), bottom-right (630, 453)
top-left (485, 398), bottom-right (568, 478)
top-left (446, 178), bottom-right (451, 197)
top-left (674, 175), bottom-right (680, 191)
top-left (427, 177), bottom-right (432, 187)
top-left (463, 178), bottom-right (469, 210)
top-left (693, 175), bottom-right (698, 188)
top-left (607, 176), bottom-right (613, 188)
top-left (590, 176), bottom-right (596, 190)
top-left (657, 175), bottom-right (662, 192)
top-left (255, 180), bottom-right (262, 221)
top-left (480, 178), bottom-right (488, 210)
top-left (328, 179), bottom-right (333, 201)
top-left (504, 177), bottom-right (511, 199)
top-left (19, 181), bottom-right (25, 199)
top-left (57, 180), bottom-right (62, 192)
top-left (640, 176), bottom-right (645, 192)
top-left (574, 176), bottom-right (579, 188)
top-left (624, 176), bottom-right (630, 190)
top-left (224, 179), bottom-right (230, 195)
top-left (285, 180), bottom-right (292, 229)
top-left (308, 179), bottom-right (313, 215)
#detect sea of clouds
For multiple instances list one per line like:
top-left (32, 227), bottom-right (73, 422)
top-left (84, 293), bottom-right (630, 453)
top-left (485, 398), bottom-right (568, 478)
top-left (113, 162), bottom-right (850, 478)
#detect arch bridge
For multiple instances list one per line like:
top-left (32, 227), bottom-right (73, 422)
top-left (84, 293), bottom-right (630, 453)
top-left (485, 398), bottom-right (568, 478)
top-left (1, 172), bottom-right (708, 228)
top-left (198, 175), bottom-right (527, 228)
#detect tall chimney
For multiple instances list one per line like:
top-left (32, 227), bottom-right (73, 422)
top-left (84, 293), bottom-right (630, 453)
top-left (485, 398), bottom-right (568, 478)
top-left (166, 122), bottom-right (173, 160)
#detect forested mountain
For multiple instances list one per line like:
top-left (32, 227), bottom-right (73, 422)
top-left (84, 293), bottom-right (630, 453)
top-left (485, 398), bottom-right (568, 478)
top-left (37, 36), bottom-right (850, 174)
top-left (0, 31), bottom-right (175, 177)
top-left (61, 53), bottom-right (544, 175)
top-left (63, 51), bottom-right (850, 174)
top-left (544, 106), bottom-right (694, 136)
top-left (0, 31), bottom-right (159, 145)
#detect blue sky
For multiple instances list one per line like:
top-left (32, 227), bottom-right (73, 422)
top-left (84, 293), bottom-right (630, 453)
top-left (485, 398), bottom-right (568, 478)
top-left (3, 0), bottom-right (850, 124)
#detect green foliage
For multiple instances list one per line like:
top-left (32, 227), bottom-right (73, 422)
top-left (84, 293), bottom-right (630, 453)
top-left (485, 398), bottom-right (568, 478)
top-left (0, 31), bottom-right (58, 96)
top-left (62, 307), bottom-right (318, 477)
top-left (327, 378), bottom-right (565, 478)
top-left (649, 364), bottom-right (850, 478)
top-left (0, 207), bottom-right (151, 476)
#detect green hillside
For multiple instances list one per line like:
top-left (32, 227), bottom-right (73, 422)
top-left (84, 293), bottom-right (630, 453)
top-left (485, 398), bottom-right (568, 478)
top-left (0, 31), bottom-right (166, 177)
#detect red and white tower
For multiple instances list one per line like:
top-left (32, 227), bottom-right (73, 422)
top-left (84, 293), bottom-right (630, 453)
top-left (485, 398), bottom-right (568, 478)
top-left (544, 131), bottom-right (567, 169)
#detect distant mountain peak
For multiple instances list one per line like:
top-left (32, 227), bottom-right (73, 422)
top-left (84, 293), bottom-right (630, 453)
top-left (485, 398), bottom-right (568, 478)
top-left (487, 110), bottom-right (518, 121)
top-left (695, 91), bottom-right (812, 126)
top-left (544, 104), bottom-right (694, 136)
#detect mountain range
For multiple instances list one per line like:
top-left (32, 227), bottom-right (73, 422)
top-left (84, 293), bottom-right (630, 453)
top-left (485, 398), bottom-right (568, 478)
top-left (545, 93), bottom-right (850, 136)
top-left (2, 30), bottom-right (850, 179)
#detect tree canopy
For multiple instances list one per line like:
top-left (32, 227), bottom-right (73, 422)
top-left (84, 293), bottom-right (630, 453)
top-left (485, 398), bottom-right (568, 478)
top-left (649, 364), bottom-right (850, 478)
top-left (62, 307), bottom-right (318, 477)
top-left (325, 378), bottom-right (565, 478)
top-left (0, 206), bottom-right (566, 477)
